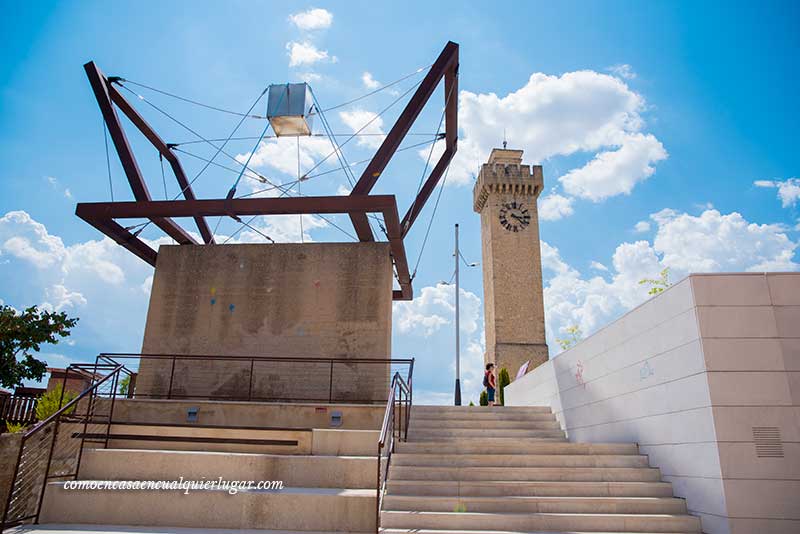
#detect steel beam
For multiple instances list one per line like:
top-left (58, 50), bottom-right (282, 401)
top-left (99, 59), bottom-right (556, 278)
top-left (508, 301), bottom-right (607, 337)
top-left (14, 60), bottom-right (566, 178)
top-left (348, 41), bottom-right (459, 241)
top-left (105, 82), bottom-right (214, 244)
top-left (76, 195), bottom-right (414, 300)
top-left (400, 146), bottom-right (455, 237)
top-left (83, 61), bottom-right (198, 246)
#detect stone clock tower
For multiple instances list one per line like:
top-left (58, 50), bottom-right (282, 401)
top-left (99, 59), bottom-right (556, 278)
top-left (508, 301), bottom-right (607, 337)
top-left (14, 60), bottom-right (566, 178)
top-left (473, 148), bottom-right (549, 378)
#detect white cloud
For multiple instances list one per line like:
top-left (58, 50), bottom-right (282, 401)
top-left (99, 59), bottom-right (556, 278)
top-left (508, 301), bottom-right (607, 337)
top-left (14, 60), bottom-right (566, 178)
top-left (232, 214), bottom-right (328, 244)
top-left (393, 283), bottom-right (481, 337)
top-left (755, 178), bottom-right (800, 208)
top-left (338, 109), bottom-right (385, 148)
top-left (538, 193), bottom-right (574, 221)
top-left (433, 70), bottom-right (665, 196)
top-left (42, 284), bottom-right (86, 311)
top-left (362, 72), bottom-right (380, 89)
top-left (0, 211), bottom-right (65, 268)
top-left (392, 283), bottom-right (486, 404)
top-left (589, 261), bottom-right (608, 271)
top-left (651, 208), bottom-right (798, 272)
top-left (141, 275), bottom-right (153, 295)
top-left (559, 133), bottom-right (667, 201)
top-left (0, 210), bottom-right (162, 352)
top-left (296, 72), bottom-right (321, 83)
top-left (608, 64), bottom-right (637, 80)
top-left (45, 176), bottom-right (72, 199)
top-left (238, 136), bottom-right (333, 178)
top-left (634, 220), bottom-right (651, 233)
top-left (288, 8), bottom-right (333, 30)
top-left (286, 41), bottom-right (331, 67)
top-left (542, 208), bottom-right (798, 354)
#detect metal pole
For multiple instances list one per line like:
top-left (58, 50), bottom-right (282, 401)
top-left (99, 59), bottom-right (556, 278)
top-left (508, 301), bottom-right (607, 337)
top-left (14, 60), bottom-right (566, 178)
top-left (454, 223), bottom-right (462, 406)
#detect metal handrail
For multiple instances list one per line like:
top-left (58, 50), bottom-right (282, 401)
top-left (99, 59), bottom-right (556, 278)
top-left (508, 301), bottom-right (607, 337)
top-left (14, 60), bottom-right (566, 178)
top-left (99, 352), bottom-right (414, 363)
top-left (95, 353), bottom-right (413, 404)
top-left (375, 362), bottom-right (413, 534)
top-left (1, 363), bottom-right (130, 529)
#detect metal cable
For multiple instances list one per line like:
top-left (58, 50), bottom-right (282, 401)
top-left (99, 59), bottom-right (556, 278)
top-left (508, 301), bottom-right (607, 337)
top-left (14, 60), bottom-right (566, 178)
top-left (411, 160), bottom-right (451, 280)
top-left (103, 120), bottom-right (114, 201)
top-left (300, 78), bottom-right (424, 179)
top-left (318, 64), bottom-right (432, 112)
top-left (120, 79), bottom-right (267, 119)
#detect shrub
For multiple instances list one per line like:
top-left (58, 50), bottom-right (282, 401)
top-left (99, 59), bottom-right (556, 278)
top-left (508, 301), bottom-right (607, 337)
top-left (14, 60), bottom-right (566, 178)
top-left (5, 421), bottom-right (27, 433)
top-left (479, 390), bottom-right (488, 406)
top-left (498, 368), bottom-right (511, 406)
top-left (119, 375), bottom-right (131, 396)
top-left (35, 385), bottom-right (77, 421)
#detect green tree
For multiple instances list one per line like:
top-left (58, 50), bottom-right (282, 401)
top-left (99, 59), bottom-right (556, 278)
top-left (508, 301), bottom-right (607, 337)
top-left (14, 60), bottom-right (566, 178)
top-left (498, 367), bottom-right (511, 406)
top-left (468, 401), bottom-right (475, 406)
top-left (556, 325), bottom-right (582, 351)
top-left (479, 390), bottom-right (488, 406)
top-left (0, 305), bottom-right (78, 389)
top-left (639, 267), bottom-right (671, 296)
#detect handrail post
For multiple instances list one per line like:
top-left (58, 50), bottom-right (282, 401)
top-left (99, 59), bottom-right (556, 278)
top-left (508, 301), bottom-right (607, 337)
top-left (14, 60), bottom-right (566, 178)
top-left (35, 416), bottom-right (61, 522)
top-left (248, 358), bottom-right (255, 402)
top-left (167, 355), bottom-right (176, 399)
top-left (104, 369), bottom-right (120, 448)
top-left (58, 367), bottom-right (68, 410)
top-left (329, 361), bottom-right (334, 403)
top-left (127, 372), bottom-right (137, 398)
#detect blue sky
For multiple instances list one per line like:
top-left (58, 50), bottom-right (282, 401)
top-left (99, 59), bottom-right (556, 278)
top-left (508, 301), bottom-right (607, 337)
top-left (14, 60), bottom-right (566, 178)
top-left (1, 1), bottom-right (798, 403)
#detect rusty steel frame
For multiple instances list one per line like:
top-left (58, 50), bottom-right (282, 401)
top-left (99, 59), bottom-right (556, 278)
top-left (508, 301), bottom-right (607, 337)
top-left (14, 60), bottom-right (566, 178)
top-left (76, 195), bottom-right (414, 300)
top-left (350, 41), bottom-right (459, 240)
top-left (79, 42), bottom-right (459, 301)
top-left (84, 61), bottom-right (214, 244)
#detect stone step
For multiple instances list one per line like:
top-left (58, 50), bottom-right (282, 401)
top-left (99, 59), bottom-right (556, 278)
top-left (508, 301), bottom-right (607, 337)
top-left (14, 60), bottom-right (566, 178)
top-left (395, 441), bottom-right (639, 456)
top-left (93, 423), bottom-right (378, 456)
top-left (79, 448), bottom-right (375, 488)
top-left (12, 526), bottom-right (373, 534)
top-left (389, 466), bottom-right (662, 482)
top-left (411, 419), bottom-right (561, 430)
top-left (379, 511), bottom-right (702, 532)
top-left (382, 495), bottom-right (688, 514)
top-left (407, 429), bottom-right (566, 439)
top-left (412, 412), bottom-right (557, 422)
top-left (412, 406), bottom-right (552, 414)
top-left (381, 530), bottom-right (695, 534)
top-left (385, 480), bottom-right (675, 497)
top-left (40, 482), bottom-right (376, 531)
top-left (392, 453), bottom-right (650, 468)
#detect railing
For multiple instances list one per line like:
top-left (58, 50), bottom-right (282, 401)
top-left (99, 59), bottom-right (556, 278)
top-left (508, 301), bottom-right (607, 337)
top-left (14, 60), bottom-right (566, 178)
top-left (375, 358), bottom-right (414, 533)
top-left (1, 362), bottom-right (132, 529)
top-left (0, 395), bottom-right (39, 428)
top-left (96, 353), bottom-right (413, 404)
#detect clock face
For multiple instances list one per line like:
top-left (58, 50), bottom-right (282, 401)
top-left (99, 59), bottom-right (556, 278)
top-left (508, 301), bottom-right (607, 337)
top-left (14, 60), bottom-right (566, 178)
top-left (498, 201), bottom-right (530, 232)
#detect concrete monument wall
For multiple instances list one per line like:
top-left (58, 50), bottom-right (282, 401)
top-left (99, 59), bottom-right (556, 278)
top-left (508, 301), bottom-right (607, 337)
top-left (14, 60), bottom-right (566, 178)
top-left (505, 272), bottom-right (800, 534)
top-left (136, 243), bottom-right (393, 402)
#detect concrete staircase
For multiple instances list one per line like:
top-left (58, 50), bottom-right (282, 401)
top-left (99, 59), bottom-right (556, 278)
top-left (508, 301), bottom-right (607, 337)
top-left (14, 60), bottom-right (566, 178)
top-left (34, 422), bottom-right (379, 533)
top-left (381, 405), bottom-right (702, 534)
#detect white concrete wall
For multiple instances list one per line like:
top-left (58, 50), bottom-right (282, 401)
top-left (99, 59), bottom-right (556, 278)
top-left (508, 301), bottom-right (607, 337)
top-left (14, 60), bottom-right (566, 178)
top-left (506, 272), bottom-right (800, 534)
top-left (692, 273), bottom-right (800, 534)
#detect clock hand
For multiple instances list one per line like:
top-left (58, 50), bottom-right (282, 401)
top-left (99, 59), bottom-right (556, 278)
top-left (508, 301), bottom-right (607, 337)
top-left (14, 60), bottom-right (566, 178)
top-left (510, 213), bottom-right (525, 222)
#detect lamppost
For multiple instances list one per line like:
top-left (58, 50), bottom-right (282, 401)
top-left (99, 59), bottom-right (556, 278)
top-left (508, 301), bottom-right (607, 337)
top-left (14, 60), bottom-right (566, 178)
top-left (442, 224), bottom-right (477, 406)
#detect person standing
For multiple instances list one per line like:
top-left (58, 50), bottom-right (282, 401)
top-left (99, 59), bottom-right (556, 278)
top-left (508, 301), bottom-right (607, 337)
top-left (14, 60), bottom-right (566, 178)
top-left (484, 363), bottom-right (497, 407)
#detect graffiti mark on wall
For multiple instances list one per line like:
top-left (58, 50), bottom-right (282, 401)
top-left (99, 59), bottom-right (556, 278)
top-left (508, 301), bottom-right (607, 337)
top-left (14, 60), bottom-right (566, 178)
top-left (575, 360), bottom-right (586, 389)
